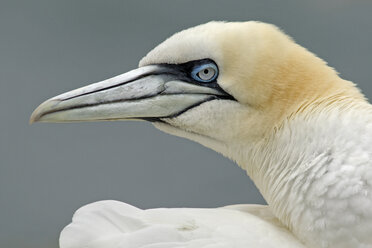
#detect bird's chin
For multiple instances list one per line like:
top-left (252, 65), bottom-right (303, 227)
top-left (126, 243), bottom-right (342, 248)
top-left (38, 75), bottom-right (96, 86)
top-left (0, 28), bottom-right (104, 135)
top-left (153, 120), bottom-right (226, 153)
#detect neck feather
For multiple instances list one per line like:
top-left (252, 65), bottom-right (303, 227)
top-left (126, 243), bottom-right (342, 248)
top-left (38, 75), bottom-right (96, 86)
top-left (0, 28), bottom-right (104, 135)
top-left (225, 103), bottom-right (372, 248)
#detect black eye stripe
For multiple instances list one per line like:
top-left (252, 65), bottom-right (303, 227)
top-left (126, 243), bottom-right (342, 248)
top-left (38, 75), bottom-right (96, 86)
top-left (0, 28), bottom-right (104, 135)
top-left (159, 59), bottom-right (218, 84)
top-left (154, 59), bottom-right (235, 101)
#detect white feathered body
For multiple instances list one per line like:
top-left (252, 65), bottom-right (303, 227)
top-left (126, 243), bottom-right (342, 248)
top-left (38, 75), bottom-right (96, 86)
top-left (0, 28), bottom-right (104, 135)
top-left (60, 201), bottom-right (306, 248)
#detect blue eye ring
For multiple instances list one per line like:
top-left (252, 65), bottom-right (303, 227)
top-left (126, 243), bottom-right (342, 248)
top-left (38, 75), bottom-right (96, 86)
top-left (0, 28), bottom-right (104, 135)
top-left (191, 63), bottom-right (218, 83)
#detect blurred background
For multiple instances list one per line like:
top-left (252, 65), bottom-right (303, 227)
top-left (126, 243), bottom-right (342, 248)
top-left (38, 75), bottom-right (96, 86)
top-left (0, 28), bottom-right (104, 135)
top-left (1, 0), bottom-right (372, 247)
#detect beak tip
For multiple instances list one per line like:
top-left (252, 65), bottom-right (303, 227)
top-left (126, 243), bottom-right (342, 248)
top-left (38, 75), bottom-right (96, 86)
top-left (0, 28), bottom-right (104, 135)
top-left (29, 98), bottom-right (57, 124)
top-left (29, 108), bottom-right (41, 124)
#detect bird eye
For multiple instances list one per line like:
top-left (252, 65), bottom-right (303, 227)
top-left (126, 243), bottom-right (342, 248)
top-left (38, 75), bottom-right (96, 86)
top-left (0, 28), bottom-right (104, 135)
top-left (191, 63), bottom-right (218, 83)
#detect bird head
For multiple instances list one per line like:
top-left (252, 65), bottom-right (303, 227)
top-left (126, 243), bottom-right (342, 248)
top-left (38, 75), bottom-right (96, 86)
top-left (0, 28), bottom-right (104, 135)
top-left (30, 21), bottom-right (364, 155)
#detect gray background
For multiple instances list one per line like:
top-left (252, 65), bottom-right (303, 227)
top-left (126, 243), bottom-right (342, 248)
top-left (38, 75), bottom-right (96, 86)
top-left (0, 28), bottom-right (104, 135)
top-left (1, 0), bottom-right (372, 247)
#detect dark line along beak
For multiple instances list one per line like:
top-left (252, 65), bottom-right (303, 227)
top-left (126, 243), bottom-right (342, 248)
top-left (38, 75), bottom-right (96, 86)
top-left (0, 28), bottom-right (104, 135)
top-left (30, 65), bottom-right (233, 124)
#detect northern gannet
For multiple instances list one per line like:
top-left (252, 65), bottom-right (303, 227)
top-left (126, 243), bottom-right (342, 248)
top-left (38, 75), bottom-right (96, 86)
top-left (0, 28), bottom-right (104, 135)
top-left (30, 21), bottom-right (372, 248)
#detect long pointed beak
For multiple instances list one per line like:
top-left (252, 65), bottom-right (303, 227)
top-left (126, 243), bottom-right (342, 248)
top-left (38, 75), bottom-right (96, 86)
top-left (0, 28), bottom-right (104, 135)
top-left (30, 65), bottom-right (230, 124)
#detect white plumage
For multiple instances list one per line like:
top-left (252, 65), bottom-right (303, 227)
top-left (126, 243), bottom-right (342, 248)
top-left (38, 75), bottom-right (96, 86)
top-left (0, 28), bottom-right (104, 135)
top-left (60, 201), bottom-right (305, 248)
top-left (31, 21), bottom-right (372, 248)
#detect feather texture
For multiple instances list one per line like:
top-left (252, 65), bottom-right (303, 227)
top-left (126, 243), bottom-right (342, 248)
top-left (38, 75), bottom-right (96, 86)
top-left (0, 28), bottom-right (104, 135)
top-left (60, 201), bottom-right (306, 248)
